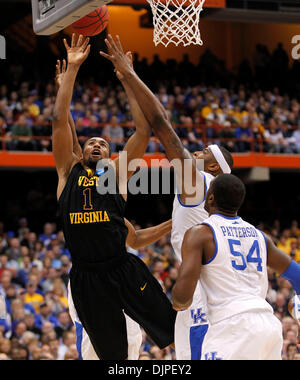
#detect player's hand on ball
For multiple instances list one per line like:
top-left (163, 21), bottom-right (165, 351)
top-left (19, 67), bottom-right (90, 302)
top-left (288, 295), bottom-right (300, 325)
top-left (63, 34), bottom-right (91, 67)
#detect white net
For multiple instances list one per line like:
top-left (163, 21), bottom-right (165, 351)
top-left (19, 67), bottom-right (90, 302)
top-left (147, 0), bottom-right (205, 47)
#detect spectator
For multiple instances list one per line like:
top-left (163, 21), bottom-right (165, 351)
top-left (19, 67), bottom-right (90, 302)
top-left (7, 115), bottom-right (34, 151)
top-left (32, 114), bottom-right (51, 152)
top-left (57, 330), bottom-right (76, 360)
top-left (4, 238), bottom-right (21, 262)
top-left (39, 223), bottom-right (56, 247)
top-left (24, 282), bottom-right (44, 314)
top-left (264, 119), bottom-right (290, 153)
top-left (54, 311), bottom-right (72, 339)
top-left (219, 121), bottom-right (237, 152)
top-left (35, 302), bottom-right (58, 330)
top-left (102, 115), bottom-right (124, 152)
top-left (235, 119), bottom-right (252, 152)
top-left (23, 313), bottom-right (41, 338)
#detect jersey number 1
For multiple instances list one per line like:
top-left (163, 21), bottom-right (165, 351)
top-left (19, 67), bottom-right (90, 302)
top-left (228, 239), bottom-right (263, 272)
top-left (83, 188), bottom-right (93, 210)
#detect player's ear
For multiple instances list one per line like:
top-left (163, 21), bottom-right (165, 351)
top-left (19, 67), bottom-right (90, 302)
top-left (208, 192), bottom-right (214, 204)
top-left (207, 162), bottom-right (220, 175)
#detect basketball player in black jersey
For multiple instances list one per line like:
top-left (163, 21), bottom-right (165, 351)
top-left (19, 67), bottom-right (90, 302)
top-left (52, 34), bottom-right (176, 360)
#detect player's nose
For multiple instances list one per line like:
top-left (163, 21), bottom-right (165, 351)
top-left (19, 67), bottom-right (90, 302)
top-left (193, 151), bottom-right (203, 159)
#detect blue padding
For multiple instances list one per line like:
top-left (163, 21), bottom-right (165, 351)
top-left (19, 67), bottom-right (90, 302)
top-left (75, 322), bottom-right (83, 360)
top-left (281, 260), bottom-right (300, 296)
top-left (190, 324), bottom-right (209, 360)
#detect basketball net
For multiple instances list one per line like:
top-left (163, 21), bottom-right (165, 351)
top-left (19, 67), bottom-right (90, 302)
top-left (147, 0), bottom-right (205, 47)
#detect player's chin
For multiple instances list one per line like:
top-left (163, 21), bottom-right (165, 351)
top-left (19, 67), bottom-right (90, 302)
top-left (90, 153), bottom-right (103, 161)
top-left (85, 156), bottom-right (101, 169)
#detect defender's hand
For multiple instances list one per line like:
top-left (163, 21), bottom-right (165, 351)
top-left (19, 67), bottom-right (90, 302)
top-left (55, 59), bottom-right (66, 90)
top-left (100, 35), bottom-right (134, 79)
top-left (115, 51), bottom-right (134, 81)
top-left (63, 34), bottom-right (91, 67)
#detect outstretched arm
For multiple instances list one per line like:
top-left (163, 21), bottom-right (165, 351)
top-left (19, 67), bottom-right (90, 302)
top-left (100, 35), bottom-right (205, 205)
top-left (114, 52), bottom-right (152, 185)
top-left (52, 34), bottom-right (90, 199)
top-left (55, 59), bottom-right (82, 160)
top-left (125, 218), bottom-right (172, 250)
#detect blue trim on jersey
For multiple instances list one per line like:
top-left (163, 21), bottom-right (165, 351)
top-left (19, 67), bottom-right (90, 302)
top-left (190, 324), bottom-right (209, 360)
top-left (75, 322), bottom-right (83, 360)
top-left (177, 171), bottom-right (207, 208)
top-left (213, 213), bottom-right (240, 220)
top-left (201, 222), bottom-right (218, 265)
top-left (281, 261), bottom-right (300, 296)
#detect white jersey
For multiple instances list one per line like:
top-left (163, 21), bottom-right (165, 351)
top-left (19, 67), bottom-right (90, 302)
top-left (200, 213), bottom-right (273, 325)
top-left (172, 171), bottom-right (214, 360)
top-left (171, 171), bottom-right (214, 262)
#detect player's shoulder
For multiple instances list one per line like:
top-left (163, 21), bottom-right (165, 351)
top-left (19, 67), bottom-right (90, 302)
top-left (185, 223), bottom-right (214, 243)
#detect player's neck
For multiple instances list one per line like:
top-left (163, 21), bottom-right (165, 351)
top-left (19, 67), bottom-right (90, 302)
top-left (82, 164), bottom-right (95, 177)
top-left (210, 207), bottom-right (238, 218)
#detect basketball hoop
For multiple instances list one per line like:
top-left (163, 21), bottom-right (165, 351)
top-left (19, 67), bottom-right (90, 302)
top-left (146, 0), bottom-right (205, 47)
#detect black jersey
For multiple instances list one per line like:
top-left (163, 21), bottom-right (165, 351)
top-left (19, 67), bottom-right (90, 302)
top-left (58, 162), bottom-right (128, 264)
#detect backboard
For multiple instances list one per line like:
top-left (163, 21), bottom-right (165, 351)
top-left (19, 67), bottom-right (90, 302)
top-left (32, 0), bottom-right (113, 35)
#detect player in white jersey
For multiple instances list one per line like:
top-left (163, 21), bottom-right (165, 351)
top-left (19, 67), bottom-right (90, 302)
top-left (171, 145), bottom-right (233, 360)
top-left (100, 35), bottom-right (234, 360)
top-left (172, 173), bottom-right (300, 360)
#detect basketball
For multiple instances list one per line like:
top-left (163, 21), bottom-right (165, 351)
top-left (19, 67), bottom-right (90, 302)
top-left (72, 6), bottom-right (109, 37)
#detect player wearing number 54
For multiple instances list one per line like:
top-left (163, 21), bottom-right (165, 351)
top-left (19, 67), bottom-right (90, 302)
top-left (172, 174), bottom-right (300, 360)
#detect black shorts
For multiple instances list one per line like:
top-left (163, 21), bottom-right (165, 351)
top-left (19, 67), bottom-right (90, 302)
top-left (69, 252), bottom-right (177, 360)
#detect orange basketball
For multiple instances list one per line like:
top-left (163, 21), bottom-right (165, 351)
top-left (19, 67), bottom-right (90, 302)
top-left (72, 6), bottom-right (109, 37)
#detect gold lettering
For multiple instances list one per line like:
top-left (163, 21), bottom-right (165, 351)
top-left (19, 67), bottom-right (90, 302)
top-left (93, 211), bottom-right (99, 223)
top-left (70, 213), bottom-right (75, 224)
top-left (78, 177), bottom-right (85, 186)
top-left (69, 211), bottom-right (110, 224)
top-left (98, 211), bottom-right (103, 222)
top-left (103, 211), bottom-right (110, 222)
top-left (78, 213), bottom-right (83, 224)
top-left (84, 213), bottom-right (89, 223)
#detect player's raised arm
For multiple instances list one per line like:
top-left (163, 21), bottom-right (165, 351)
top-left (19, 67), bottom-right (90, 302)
top-left (100, 35), bottom-right (205, 205)
top-left (55, 59), bottom-right (83, 160)
top-left (125, 218), bottom-right (172, 250)
top-left (114, 50), bottom-right (152, 184)
top-left (100, 41), bottom-right (152, 195)
top-left (52, 34), bottom-right (90, 198)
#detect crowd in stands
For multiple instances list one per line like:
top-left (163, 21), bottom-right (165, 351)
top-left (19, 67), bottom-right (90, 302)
top-left (0, 216), bottom-right (299, 360)
top-left (0, 43), bottom-right (300, 155)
